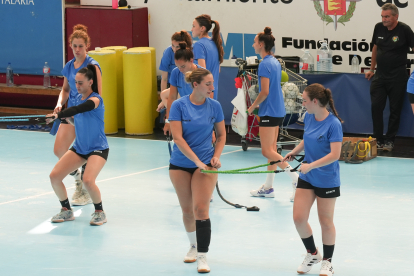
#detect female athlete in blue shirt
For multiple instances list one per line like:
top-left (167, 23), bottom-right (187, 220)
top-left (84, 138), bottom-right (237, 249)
top-left (407, 71), bottom-right (414, 113)
top-left (163, 42), bottom-right (204, 135)
top-left (157, 30), bottom-right (192, 112)
top-left (284, 83), bottom-right (343, 276)
top-left (47, 64), bottom-right (109, 227)
top-left (53, 24), bottom-right (102, 206)
top-left (168, 68), bottom-right (226, 273)
top-left (248, 27), bottom-right (298, 201)
top-left (191, 14), bottom-right (224, 100)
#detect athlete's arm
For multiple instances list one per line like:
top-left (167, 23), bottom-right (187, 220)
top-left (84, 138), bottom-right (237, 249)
top-left (55, 77), bottom-right (70, 113)
top-left (197, 59), bottom-right (206, 68)
top-left (248, 76), bottom-right (269, 114)
top-left (161, 71), bottom-right (169, 92)
top-left (300, 141), bottom-right (342, 174)
top-left (57, 97), bottom-right (100, 118)
top-left (210, 120), bottom-right (226, 168)
top-left (170, 120), bottom-right (206, 170)
top-left (164, 85), bottom-right (179, 135)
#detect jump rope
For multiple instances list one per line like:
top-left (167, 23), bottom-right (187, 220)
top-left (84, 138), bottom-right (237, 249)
top-left (167, 134), bottom-right (306, 212)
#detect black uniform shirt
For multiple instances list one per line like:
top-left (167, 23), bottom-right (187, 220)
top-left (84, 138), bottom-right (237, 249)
top-left (371, 21), bottom-right (414, 81)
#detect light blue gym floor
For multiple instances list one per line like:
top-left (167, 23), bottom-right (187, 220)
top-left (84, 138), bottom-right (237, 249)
top-left (0, 129), bottom-right (413, 275)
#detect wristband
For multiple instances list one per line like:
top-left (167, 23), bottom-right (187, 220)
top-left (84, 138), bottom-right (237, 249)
top-left (165, 119), bottom-right (170, 123)
top-left (369, 69), bottom-right (375, 73)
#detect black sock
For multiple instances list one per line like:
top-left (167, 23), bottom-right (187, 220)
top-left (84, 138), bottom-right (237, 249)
top-left (323, 244), bottom-right (335, 262)
top-left (81, 163), bottom-right (87, 180)
top-left (94, 202), bottom-right (103, 211)
top-left (69, 169), bottom-right (78, 176)
top-left (301, 235), bottom-right (317, 254)
top-left (60, 198), bottom-right (72, 210)
top-left (196, 219), bottom-right (211, 253)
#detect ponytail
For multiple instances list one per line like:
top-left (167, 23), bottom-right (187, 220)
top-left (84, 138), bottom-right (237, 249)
top-left (195, 14), bottom-right (224, 64)
top-left (77, 64), bottom-right (99, 94)
top-left (305, 83), bottom-right (343, 123)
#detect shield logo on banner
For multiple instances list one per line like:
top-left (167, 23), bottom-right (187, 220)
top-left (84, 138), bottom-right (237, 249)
top-left (312, 0), bottom-right (360, 31)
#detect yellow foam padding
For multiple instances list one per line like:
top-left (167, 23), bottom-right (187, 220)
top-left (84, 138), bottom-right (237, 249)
top-left (131, 47), bottom-right (157, 124)
top-left (103, 46), bottom-right (127, 129)
top-left (88, 49), bottom-right (118, 134)
top-left (123, 48), bottom-right (153, 135)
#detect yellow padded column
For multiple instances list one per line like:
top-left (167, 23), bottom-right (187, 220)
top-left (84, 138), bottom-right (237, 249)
top-left (103, 46), bottom-right (127, 129)
top-left (123, 48), bottom-right (153, 135)
top-left (88, 49), bottom-right (118, 134)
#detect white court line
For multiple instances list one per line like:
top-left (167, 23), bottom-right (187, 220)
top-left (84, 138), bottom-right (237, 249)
top-left (0, 149), bottom-right (242, 206)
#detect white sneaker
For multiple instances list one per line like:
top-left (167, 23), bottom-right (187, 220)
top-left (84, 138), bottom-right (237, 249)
top-left (184, 244), bottom-right (197, 263)
top-left (71, 180), bottom-right (83, 200)
top-left (72, 188), bottom-right (92, 206)
top-left (250, 184), bottom-right (275, 198)
top-left (319, 260), bottom-right (334, 276)
top-left (297, 248), bottom-right (322, 274)
top-left (197, 254), bottom-right (210, 273)
top-left (290, 181), bottom-right (297, 202)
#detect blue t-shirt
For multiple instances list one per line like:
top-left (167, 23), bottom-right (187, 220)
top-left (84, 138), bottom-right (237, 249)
top-left (61, 55), bottom-right (101, 108)
top-left (169, 95), bottom-right (224, 168)
top-left (258, 55), bottom-right (286, 118)
top-left (169, 64), bottom-right (204, 97)
top-left (72, 92), bottom-right (109, 155)
top-left (407, 71), bottom-right (414, 94)
top-left (193, 37), bottom-right (220, 100)
top-left (300, 112), bottom-right (343, 188)
top-left (159, 46), bottom-right (176, 83)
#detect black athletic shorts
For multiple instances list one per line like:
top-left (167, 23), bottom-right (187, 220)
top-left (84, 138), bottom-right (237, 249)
top-left (60, 118), bottom-right (69, 124)
top-left (408, 93), bottom-right (414, 104)
top-left (297, 178), bottom-right (340, 198)
top-left (169, 163), bottom-right (213, 175)
top-left (259, 116), bottom-right (284, 127)
top-left (70, 147), bottom-right (109, 161)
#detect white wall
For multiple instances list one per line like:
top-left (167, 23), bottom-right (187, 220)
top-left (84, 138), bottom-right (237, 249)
top-left (82, 0), bottom-right (414, 73)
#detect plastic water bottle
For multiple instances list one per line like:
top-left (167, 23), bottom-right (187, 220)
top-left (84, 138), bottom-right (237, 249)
top-left (112, 0), bottom-right (117, 9)
top-left (351, 55), bottom-right (359, 73)
top-left (317, 40), bottom-right (333, 72)
top-left (43, 62), bottom-right (50, 88)
top-left (299, 50), bottom-right (315, 74)
top-left (6, 63), bottom-right (14, 87)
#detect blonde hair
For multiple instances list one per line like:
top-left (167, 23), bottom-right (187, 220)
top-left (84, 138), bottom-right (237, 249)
top-left (185, 68), bottom-right (211, 88)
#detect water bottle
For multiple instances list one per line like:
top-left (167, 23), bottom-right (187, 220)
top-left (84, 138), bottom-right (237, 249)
top-left (43, 62), bottom-right (50, 88)
top-left (299, 50), bottom-right (315, 74)
top-left (317, 40), bottom-right (333, 72)
top-left (351, 55), bottom-right (359, 73)
top-left (112, 0), bottom-right (117, 9)
top-left (6, 62), bottom-right (14, 87)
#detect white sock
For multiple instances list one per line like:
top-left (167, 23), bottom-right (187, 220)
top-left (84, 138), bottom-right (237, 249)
top-left (284, 165), bottom-right (299, 183)
top-left (72, 169), bottom-right (82, 181)
top-left (187, 231), bottom-right (197, 246)
top-left (197, 252), bottom-right (207, 257)
top-left (263, 173), bottom-right (275, 189)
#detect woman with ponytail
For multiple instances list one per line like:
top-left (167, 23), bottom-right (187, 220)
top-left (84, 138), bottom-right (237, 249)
top-left (157, 30), bottom-right (193, 111)
top-left (248, 27), bottom-right (299, 201)
top-left (46, 64), bottom-right (109, 227)
top-left (191, 14), bottom-right (224, 100)
top-left (168, 68), bottom-right (225, 273)
top-left (283, 83), bottom-right (343, 276)
top-left (163, 41), bottom-right (205, 135)
top-left (52, 24), bottom-right (102, 206)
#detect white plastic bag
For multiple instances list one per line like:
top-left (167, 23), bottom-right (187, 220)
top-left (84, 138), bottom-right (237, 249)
top-left (231, 107), bottom-right (248, 136)
top-left (231, 88), bottom-right (248, 136)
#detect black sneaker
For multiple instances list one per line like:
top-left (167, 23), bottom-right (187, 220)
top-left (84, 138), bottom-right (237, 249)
top-left (377, 142), bottom-right (384, 150)
top-left (383, 141), bottom-right (394, 152)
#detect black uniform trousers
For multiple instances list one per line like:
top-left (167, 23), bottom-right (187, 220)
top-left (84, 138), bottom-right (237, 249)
top-left (370, 77), bottom-right (407, 143)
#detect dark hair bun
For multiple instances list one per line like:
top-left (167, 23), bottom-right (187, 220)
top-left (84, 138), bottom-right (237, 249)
top-left (178, 42), bottom-right (187, 50)
top-left (264, 27), bottom-right (272, 35)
